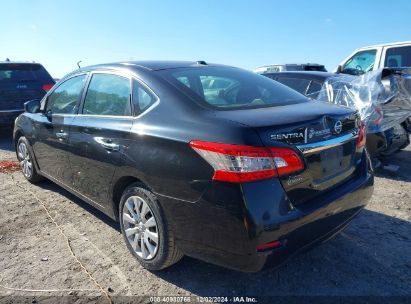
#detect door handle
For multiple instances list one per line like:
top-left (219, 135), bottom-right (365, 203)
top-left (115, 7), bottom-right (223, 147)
top-left (101, 142), bottom-right (120, 151)
top-left (56, 131), bottom-right (68, 140)
top-left (95, 137), bottom-right (120, 151)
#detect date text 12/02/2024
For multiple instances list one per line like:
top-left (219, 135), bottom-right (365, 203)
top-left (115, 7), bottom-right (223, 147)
top-left (148, 296), bottom-right (258, 303)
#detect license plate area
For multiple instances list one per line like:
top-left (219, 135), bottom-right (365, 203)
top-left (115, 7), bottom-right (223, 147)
top-left (320, 146), bottom-right (344, 176)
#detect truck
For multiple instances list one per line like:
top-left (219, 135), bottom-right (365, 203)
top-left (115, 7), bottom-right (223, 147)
top-left (335, 41), bottom-right (411, 161)
top-left (335, 41), bottom-right (411, 75)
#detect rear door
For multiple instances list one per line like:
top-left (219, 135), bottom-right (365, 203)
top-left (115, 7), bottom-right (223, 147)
top-left (33, 74), bottom-right (87, 184)
top-left (69, 72), bottom-right (133, 208)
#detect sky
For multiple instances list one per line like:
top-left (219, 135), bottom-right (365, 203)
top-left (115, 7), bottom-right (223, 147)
top-left (1, 0), bottom-right (410, 78)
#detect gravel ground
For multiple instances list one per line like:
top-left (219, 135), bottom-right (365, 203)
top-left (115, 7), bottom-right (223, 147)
top-left (0, 129), bottom-right (410, 303)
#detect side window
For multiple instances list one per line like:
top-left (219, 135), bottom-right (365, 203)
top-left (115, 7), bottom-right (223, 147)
top-left (132, 80), bottom-right (155, 115)
top-left (276, 77), bottom-right (311, 95)
top-left (266, 66), bottom-right (280, 72)
top-left (83, 73), bottom-right (131, 116)
top-left (342, 49), bottom-right (377, 75)
top-left (384, 46), bottom-right (411, 68)
top-left (46, 74), bottom-right (86, 114)
top-left (176, 76), bottom-right (191, 88)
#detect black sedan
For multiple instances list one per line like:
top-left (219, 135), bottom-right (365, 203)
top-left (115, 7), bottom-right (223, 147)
top-left (262, 71), bottom-right (411, 159)
top-left (14, 61), bottom-right (373, 272)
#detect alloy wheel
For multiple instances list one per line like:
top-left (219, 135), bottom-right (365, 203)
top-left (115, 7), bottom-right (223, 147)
top-left (17, 142), bottom-right (32, 178)
top-left (122, 195), bottom-right (159, 260)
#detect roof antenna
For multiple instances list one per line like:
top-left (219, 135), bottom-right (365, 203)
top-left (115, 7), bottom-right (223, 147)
top-left (77, 60), bottom-right (82, 68)
top-left (5, 58), bottom-right (10, 62)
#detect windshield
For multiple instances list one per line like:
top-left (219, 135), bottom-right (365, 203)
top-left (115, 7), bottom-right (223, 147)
top-left (341, 50), bottom-right (377, 76)
top-left (158, 66), bottom-right (307, 110)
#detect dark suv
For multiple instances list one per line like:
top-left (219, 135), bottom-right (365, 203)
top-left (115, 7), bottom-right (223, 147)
top-left (0, 62), bottom-right (54, 127)
top-left (14, 61), bottom-right (374, 272)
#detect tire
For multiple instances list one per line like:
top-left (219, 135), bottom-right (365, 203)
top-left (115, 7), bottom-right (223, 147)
top-left (398, 134), bottom-right (410, 151)
top-left (16, 136), bottom-right (43, 183)
top-left (119, 182), bottom-right (183, 270)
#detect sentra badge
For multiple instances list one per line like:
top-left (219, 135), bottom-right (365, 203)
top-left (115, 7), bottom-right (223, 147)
top-left (270, 133), bottom-right (304, 141)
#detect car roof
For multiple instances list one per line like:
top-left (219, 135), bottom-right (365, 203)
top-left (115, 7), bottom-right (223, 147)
top-left (355, 40), bottom-right (411, 50)
top-left (0, 61), bottom-right (43, 65)
top-left (262, 71), bottom-right (335, 80)
top-left (79, 60), bottom-right (228, 72)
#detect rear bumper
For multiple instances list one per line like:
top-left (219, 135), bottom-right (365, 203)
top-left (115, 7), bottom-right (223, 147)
top-left (0, 109), bottom-right (23, 126)
top-left (157, 151), bottom-right (374, 272)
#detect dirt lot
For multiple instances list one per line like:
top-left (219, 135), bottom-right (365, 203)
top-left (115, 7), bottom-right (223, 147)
top-left (0, 129), bottom-right (410, 303)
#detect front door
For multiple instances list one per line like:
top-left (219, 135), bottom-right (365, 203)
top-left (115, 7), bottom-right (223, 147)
top-left (33, 74), bottom-right (88, 185)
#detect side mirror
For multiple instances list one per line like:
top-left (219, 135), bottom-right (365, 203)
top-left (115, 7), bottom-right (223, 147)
top-left (24, 99), bottom-right (41, 113)
top-left (336, 65), bottom-right (343, 74)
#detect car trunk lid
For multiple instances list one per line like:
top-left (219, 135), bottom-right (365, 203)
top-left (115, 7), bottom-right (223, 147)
top-left (213, 101), bottom-right (361, 205)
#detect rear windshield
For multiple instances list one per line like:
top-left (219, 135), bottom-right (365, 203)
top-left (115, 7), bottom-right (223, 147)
top-left (0, 64), bottom-right (53, 83)
top-left (158, 66), bottom-right (307, 110)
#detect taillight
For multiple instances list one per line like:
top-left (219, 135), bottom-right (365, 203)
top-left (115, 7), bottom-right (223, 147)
top-left (189, 140), bottom-right (304, 183)
top-left (256, 240), bottom-right (282, 251)
top-left (357, 121), bottom-right (366, 148)
top-left (42, 84), bottom-right (54, 92)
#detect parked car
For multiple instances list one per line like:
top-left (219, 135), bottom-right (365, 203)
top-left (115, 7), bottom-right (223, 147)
top-left (262, 71), bottom-right (410, 159)
top-left (0, 61), bottom-right (55, 127)
top-left (254, 63), bottom-right (327, 74)
top-left (336, 41), bottom-right (411, 75)
top-left (14, 61), bottom-right (373, 272)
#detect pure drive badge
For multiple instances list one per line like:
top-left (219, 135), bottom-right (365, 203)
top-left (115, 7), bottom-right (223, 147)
top-left (308, 128), bottom-right (331, 139)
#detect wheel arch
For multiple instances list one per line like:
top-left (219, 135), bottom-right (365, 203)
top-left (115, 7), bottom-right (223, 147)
top-left (13, 129), bottom-right (24, 150)
top-left (111, 175), bottom-right (152, 221)
top-left (14, 129), bottom-right (42, 173)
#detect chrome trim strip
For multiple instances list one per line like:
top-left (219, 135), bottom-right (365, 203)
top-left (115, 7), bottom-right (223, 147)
top-left (45, 113), bottom-right (77, 117)
top-left (0, 109), bottom-right (24, 113)
top-left (297, 132), bottom-right (358, 153)
top-left (76, 114), bottom-right (134, 119)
